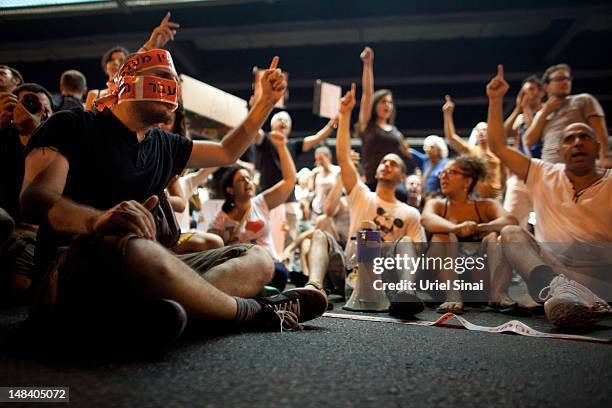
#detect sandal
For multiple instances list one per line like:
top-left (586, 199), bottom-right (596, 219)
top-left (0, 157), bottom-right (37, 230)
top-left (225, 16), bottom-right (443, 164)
top-left (436, 301), bottom-right (464, 315)
top-left (305, 282), bottom-right (333, 310)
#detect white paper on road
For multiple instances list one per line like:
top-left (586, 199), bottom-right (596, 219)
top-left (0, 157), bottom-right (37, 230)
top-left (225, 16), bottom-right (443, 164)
top-left (323, 312), bottom-right (611, 344)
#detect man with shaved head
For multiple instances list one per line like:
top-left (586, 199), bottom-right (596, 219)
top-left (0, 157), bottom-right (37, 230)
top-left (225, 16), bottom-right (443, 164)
top-left (299, 84), bottom-right (427, 319)
top-left (486, 65), bottom-right (612, 329)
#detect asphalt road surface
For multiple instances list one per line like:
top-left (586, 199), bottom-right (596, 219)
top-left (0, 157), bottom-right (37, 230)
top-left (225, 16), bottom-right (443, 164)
top-left (1, 297), bottom-right (611, 408)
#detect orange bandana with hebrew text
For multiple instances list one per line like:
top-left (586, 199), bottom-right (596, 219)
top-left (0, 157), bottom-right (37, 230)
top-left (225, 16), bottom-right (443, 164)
top-left (94, 49), bottom-right (179, 111)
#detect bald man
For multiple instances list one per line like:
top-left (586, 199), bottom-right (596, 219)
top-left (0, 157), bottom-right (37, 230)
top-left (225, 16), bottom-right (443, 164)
top-left (486, 64), bottom-right (612, 329)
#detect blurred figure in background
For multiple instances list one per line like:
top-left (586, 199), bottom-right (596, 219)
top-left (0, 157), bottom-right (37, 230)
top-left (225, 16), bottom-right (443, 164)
top-left (56, 70), bottom-right (87, 111)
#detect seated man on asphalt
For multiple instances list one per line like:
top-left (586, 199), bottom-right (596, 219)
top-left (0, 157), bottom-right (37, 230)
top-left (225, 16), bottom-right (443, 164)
top-left (301, 84), bottom-right (427, 319)
top-left (20, 50), bottom-right (327, 350)
top-left (486, 65), bottom-right (612, 328)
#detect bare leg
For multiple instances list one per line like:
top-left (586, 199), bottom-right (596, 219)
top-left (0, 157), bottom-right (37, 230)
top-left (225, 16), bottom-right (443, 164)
top-left (500, 225), bottom-right (556, 300)
top-left (305, 230), bottom-right (330, 293)
top-left (485, 232), bottom-right (515, 307)
top-left (284, 203), bottom-right (299, 248)
top-left (500, 226), bottom-right (547, 275)
top-left (123, 238), bottom-right (241, 322)
top-left (428, 233), bottom-right (463, 313)
top-left (200, 245), bottom-right (274, 298)
top-left (43, 235), bottom-right (325, 337)
top-left (172, 231), bottom-right (224, 254)
top-left (315, 214), bottom-right (339, 242)
top-left (300, 238), bottom-right (311, 276)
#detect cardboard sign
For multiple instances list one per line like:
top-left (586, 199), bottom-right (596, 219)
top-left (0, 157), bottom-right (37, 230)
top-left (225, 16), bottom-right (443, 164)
top-left (180, 74), bottom-right (248, 128)
top-left (313, 80), bottom-right (341, 119)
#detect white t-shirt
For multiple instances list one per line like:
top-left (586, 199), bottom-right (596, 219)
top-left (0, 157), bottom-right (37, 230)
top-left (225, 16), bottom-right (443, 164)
top-left (311, 165), bottom-right (340, 216)
top-left (526, 159), bottom-right (612, 244)
top-left (347, 182), bottom-right (425, 244)
top-left (526, 160), bottom-right (612, 297)
top-left (209, 194), bottom-right (278, 260)
top-left (175, 177), bottom-right (194, 232)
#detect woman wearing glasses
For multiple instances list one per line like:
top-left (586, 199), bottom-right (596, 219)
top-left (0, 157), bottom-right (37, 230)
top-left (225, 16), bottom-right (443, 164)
top-left (421, 155), bottom-right (518, 314)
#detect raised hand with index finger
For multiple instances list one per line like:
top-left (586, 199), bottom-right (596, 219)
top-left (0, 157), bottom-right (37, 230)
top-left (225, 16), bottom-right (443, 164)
top-left (486, 64), bottom-right (509, 99)
top-left (259, 56), bottom-right (287, 106)
top-left (143, 12), bottom-right (180, 51)
top-left (442, 95), bottom-right (455, 114)
top-left (339, 83), bottom-right (357, 114)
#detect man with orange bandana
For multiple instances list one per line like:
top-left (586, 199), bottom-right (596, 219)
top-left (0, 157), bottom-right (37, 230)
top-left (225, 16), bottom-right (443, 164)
top-left (19, 50), bottom-right (328, 351)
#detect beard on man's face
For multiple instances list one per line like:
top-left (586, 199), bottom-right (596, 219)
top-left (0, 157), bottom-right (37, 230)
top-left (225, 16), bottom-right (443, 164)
top-left (128, 101), bottom-right (173, 126)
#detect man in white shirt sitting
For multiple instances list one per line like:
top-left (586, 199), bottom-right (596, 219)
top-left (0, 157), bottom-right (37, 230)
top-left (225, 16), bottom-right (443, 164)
top-left (303, 84), bottom-right (426, 319)
top-left (486, 65), bottom-right (612, 328)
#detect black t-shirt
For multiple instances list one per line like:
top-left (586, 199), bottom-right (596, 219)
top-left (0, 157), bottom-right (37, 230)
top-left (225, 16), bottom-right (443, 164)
top-left (240, 144), bottom-right (255, 164)
top-left (0, 126), bottom-right (26, 223)
top-left (27, 108), bottom-right (193, 270)
top-left (358, 124), bottom-right (417, 185)
top-left (57, 96), bottom-right (84, 112)
top-left (254, 134), bottom-right (303, 202)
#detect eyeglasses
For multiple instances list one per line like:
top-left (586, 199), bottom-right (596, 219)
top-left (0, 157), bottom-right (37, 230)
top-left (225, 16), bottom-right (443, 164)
top-left (548, 76), bottom-right (572, 83)
top-left (438, 169), bottom-right (467, 179)
top-left (235, 176), bottom-right (253, 184)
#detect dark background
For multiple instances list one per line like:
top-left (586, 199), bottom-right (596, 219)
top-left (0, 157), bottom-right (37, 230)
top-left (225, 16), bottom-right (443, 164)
top-left (2, 0), bottom-right (612, 168)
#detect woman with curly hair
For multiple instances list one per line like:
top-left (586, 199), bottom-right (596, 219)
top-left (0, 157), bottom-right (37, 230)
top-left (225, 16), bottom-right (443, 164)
top-left (421, 155), bottom-right (518, 314)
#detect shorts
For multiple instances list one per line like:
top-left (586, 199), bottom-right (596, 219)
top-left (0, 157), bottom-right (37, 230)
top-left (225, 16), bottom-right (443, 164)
top-left (31, 232), bottom-right (253, 313)
top-left (0, 230), bottom-right (36, 279)
top-left (0, 229), bottom-right (36, 302)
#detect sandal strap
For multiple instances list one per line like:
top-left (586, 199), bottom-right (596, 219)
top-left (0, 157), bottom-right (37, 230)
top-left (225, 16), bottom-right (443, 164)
top-left (305, 282), bottom-right (324, 292)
